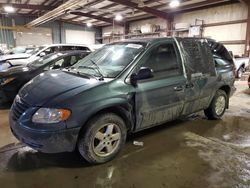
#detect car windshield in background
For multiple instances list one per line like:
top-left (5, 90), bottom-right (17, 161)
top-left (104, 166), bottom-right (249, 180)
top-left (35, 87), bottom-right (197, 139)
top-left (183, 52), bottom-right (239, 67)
top-left (28, 53), bottom-right (60, 68)
top-left (26, 46), bottom-right (45, 55)
top-left (73, 43), bottom-right (145, 78)
top-left (5, 47), bottom-right (26, 54)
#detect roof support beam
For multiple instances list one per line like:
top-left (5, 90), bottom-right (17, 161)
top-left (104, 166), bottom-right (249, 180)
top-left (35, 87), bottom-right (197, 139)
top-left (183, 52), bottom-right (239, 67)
top-left (124, 0), bottom-right (239, 22)
top-left (28, 0), bottom-right (48, 15)
top-left (70, 11), bottom-right (124, 26)
top-left (167, 0), bottom-right (239, 14)
top-left (70, 11), bottom-right (114, 24)
top-left (239, 0), bottom-right (250, 5)
top-left (108, 0), bottom-right (169, 19)
top-left (0, 3), bottom-right (56, 11)
top-left (17, 0), bottom-right (30, 13)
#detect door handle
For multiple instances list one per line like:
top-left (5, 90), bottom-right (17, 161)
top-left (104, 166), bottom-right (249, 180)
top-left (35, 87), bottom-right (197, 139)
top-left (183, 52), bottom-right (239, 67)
top-left (174, 85), bottom-right (183, 91)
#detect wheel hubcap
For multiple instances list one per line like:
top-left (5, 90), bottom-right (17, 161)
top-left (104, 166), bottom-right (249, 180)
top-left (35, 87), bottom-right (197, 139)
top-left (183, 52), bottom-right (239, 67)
top-left (215, 96), bottom-right (226, 116)
top-left (93, 123), bottom-right (121, 157)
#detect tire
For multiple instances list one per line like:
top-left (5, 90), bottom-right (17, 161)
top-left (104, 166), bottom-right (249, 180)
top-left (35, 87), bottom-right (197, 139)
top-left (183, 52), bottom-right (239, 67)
top-left (204, 90), bottom-right (228, 120)
top-left (77, 113), bottom-right (127, 164)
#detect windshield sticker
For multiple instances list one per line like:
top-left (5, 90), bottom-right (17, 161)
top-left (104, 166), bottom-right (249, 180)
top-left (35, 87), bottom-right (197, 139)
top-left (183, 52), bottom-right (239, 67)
top-left (126, 44), bottom-right (143, 49)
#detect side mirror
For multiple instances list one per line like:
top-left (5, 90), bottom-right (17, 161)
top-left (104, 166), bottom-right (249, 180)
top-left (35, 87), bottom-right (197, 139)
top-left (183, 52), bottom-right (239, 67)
top-left (39, 52), bottom-right (46, 57)
top-left (130, 67), bottom-right (153, 86)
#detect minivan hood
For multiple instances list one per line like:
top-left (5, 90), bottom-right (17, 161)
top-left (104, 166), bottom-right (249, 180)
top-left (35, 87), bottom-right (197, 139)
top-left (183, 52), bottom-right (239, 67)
top-left (19, 70), bottom-right (102, 106)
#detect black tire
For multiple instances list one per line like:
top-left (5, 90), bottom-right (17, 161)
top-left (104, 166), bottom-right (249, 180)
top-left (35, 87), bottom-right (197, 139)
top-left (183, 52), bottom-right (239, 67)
top-left (204, 90), bottom-right (228, 120)
top-left (77, 113), bottom-right (127, 164)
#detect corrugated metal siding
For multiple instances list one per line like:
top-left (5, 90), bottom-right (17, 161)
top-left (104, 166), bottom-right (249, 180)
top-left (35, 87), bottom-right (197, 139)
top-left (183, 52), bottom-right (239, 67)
top-left (173, 3), bottom-right (248, 55)
top-left (0, 16), bottom-right (102, 48)
top-left (0, 16), bottom-right (15, 48)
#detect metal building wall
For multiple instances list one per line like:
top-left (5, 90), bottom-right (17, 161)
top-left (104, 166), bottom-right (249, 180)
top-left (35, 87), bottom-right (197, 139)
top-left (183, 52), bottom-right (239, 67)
top-left (0, 16), bottom-right (15, 49)
top-left (174, 3), bottom-right (248, 56)
top-left (0, 16), bottom-right (102, 48)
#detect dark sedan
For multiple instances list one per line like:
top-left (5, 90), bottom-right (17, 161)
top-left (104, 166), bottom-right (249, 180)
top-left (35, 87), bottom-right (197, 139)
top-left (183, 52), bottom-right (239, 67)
top-left (0, 51), bottom-right (90, 104)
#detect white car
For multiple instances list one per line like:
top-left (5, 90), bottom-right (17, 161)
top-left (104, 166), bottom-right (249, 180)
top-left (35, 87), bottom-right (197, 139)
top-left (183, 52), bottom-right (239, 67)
top-left (0, 44), bottom-right (91, 71)
top-left (0, 47), bottom-right (35, 69)
top-left (234, 57), bottom-right (249, 78)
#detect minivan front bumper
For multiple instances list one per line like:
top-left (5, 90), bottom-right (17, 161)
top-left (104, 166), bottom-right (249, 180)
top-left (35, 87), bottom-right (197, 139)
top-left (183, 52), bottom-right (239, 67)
top-left (9, 117), bottom-right (81, 153)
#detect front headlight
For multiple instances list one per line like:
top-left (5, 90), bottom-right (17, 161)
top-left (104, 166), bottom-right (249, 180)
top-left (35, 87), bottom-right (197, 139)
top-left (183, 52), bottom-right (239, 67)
top-left (1, 77), bottom-right (15, 86)
top-left (32, 108), bottom-right (71, 124)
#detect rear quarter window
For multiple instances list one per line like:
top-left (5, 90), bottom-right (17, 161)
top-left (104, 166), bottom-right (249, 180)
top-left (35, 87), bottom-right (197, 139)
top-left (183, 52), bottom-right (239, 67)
top-left (178, 39), bottom-right (216, 77)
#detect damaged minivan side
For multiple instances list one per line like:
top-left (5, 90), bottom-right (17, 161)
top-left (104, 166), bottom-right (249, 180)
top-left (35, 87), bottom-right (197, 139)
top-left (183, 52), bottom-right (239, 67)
top-left (9, 37), bottom-right (236, 164)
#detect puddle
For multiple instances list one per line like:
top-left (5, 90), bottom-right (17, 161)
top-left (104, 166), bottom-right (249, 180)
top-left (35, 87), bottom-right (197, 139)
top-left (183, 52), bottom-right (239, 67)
top-left (184, 132), bottom-right (250, 187)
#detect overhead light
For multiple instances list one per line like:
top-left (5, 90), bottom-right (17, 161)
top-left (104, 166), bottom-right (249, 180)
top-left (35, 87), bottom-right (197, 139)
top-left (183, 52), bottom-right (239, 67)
top-left (87, 22), bottom-right (92, 27)
top-left (4, 5), bottom-right (15, 13)
top-left (115, 14), bottom-right (123, 21)
top-left (169, 0), bottom-right (180, 8)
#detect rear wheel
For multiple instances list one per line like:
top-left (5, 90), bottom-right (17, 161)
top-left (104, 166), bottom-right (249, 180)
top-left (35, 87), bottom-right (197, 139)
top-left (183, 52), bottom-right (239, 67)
top-left (77, 113), bottom-right (127, 164)
top-left (204, 90), bottom-right (227, 120)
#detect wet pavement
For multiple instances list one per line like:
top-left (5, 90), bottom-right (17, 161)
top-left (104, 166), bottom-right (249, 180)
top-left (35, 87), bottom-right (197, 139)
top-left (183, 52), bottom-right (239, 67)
top-left (0, 81), bottom-right (250, 188)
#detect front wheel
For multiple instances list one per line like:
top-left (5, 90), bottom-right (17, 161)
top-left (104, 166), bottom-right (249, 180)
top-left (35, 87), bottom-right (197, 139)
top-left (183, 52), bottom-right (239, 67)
top-left (204, 90), bottom-right (227, 120)
top-left (77, 113), bottom-right (127, 164)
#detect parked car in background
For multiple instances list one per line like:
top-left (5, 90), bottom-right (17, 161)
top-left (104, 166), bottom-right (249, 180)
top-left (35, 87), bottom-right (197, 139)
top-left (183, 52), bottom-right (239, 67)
top-left (9, 38), bottom-right (235, 164)
top-left (0, 44), bottom-right (91, 71)
top-left (234, 57), bottom-right (249, 78)
top-left (4, 46), bottom-right (36, 55)
top-left (0, 51), bottom-right (90, 104)
top-left (0, 47), bottom-right (36, 70)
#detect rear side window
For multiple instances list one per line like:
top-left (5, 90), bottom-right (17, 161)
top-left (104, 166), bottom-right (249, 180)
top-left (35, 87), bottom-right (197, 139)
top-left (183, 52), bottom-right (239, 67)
top-left (178, 39), bottom-right (216, 77)
top-left (61, 46), bottom-right (90, 52)
top-left (208, 41), bottom-right (233, 64)
top-left (61, 46), bottom-right (74, 51)
top-left (75, 46), bottom-right (90, 51)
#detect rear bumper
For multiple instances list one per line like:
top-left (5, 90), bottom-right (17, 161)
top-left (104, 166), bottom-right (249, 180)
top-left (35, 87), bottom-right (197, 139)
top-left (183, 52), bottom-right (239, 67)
top-left (9, 117), bottom-right (81, 153)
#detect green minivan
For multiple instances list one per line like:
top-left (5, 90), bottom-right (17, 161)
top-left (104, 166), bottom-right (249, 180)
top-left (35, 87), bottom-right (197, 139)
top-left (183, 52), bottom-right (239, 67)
top-left (10, 37), bottom-right (236, 164)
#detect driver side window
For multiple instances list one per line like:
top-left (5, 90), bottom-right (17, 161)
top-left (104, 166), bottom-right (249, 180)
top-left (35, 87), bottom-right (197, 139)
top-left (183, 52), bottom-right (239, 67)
top-left (141, 43), bottom-right (182, 80)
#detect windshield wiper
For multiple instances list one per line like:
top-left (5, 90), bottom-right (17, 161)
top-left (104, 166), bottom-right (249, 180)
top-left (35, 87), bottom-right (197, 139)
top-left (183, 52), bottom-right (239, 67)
top-left (78, 59), bottom-right (104, 81)
top-left (66, 67), bottom-right (92, 79)
top-left (89, 59), bottom-right (104, 80)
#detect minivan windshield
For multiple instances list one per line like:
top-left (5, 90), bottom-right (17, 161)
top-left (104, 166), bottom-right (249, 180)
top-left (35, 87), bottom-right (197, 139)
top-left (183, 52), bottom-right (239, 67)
top-left (72, 42), bottom-right (145, 78)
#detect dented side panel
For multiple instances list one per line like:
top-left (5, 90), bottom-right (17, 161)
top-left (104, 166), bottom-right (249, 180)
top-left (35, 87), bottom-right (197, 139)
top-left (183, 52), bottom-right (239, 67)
top-left (176, 38), bottom-right (218, 113)
top-left (135, 76), bottom-right (186, 129)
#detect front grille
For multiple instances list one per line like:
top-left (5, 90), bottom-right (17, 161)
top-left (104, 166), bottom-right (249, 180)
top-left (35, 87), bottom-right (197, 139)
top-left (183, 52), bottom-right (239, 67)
top-left (11, 97), bottom-right (30, 121)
